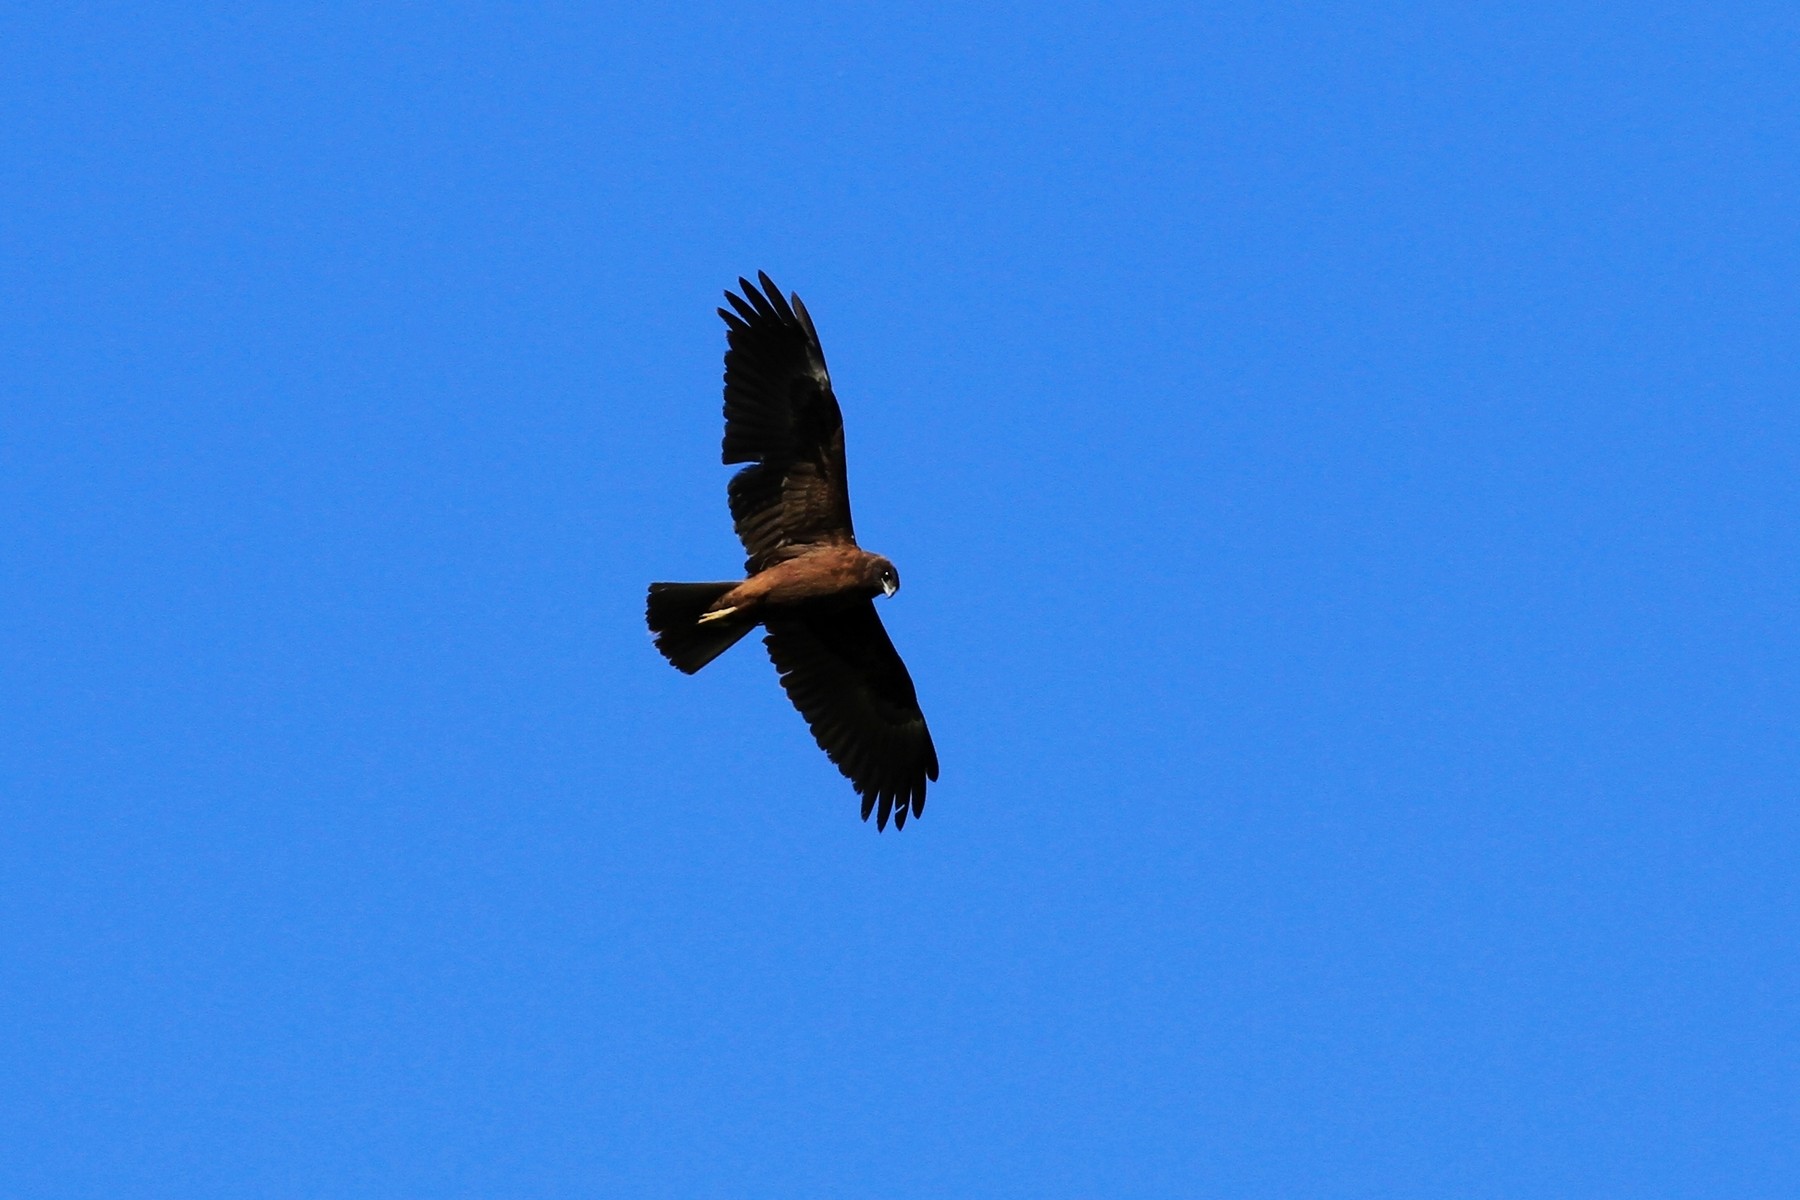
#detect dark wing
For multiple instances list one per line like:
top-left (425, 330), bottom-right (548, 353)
top-left (764, 601), bottom-right (939, 831)
top-left (719, 272), bottom-right (856, 573)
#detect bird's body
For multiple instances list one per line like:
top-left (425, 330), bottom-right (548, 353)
top-left (713, 544), bottom-right (894, 612)
top-left (646, 273), bottom-right (938, 831)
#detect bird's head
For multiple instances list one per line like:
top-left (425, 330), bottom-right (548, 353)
top-left (868, 556), bottom-right (900, 598)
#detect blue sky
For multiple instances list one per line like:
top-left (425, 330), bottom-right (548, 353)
top-left (4, 3), bottom-right (1796, 1196)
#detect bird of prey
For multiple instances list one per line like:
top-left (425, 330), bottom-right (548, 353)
top-left (646, 273), bottom-right (939, 831)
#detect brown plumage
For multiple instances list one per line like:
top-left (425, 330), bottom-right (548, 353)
top-left (646, 272), bottom-right (939, 831)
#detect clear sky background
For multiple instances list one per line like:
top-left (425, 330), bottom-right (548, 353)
top-left (4, 4), bottom-right (1796, 1197)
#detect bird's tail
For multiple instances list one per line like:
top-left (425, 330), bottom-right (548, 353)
top-left (646, 582), bottom-right (754, 674)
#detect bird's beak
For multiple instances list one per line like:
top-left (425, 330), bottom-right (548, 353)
top-left (881, 578), bottom-right (897, 598)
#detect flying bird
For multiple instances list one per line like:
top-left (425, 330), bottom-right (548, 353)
top-left (646, 273), bottom-right (939, 830)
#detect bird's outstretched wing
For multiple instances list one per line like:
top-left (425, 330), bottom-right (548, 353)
top-left (719, 272), bottom-right (856, 573)
top-left (763, 602), bottom-right (938, 830)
